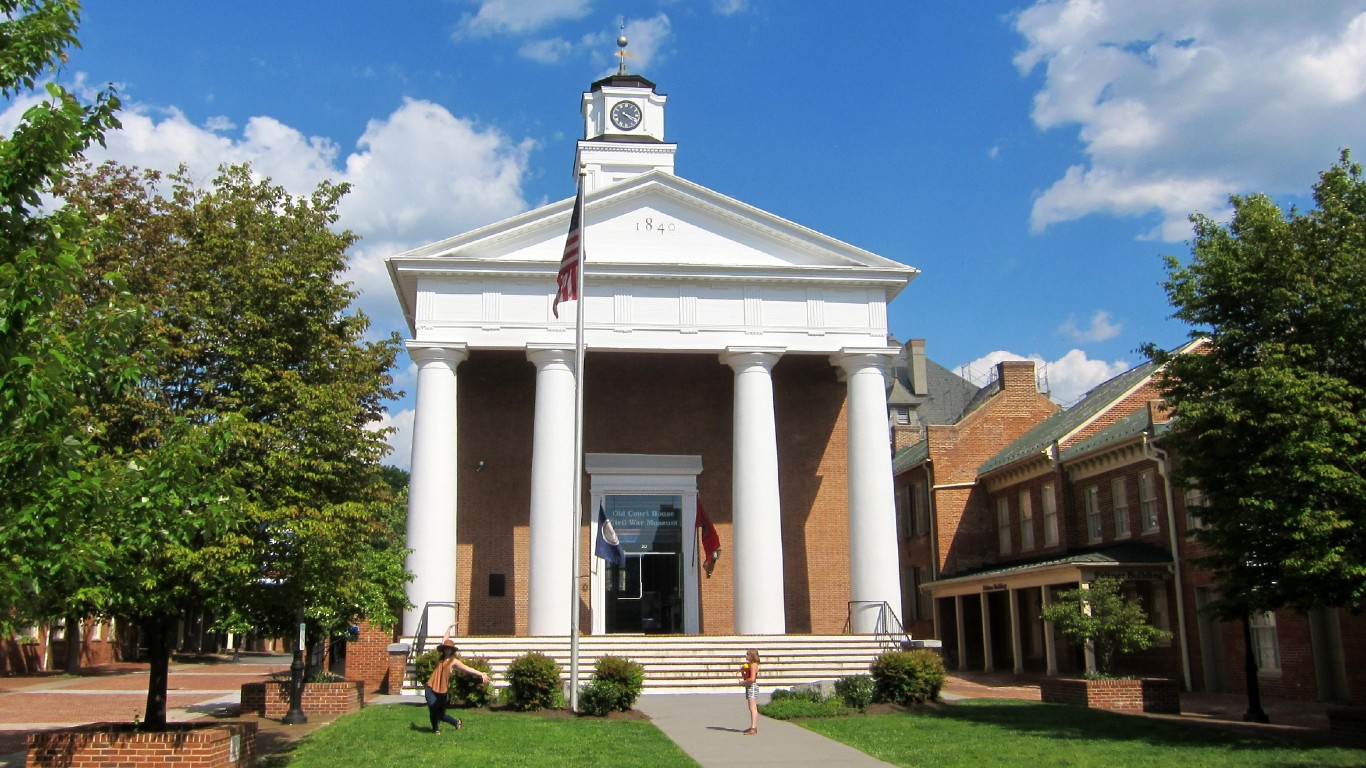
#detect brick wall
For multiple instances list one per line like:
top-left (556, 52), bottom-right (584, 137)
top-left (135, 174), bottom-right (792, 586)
top-left (1040, 677), bottom-right (1180, 714)
top-left (342, 619), bottom-right (395, 697)
top-left (454, 350), bottom-right (854, 636)
top-left (239, 681), bottom-right (363, 719)
top-left (26, 721), bottom-right (256, 768)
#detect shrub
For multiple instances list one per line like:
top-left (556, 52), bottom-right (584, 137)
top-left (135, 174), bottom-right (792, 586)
top-left (412, 649), bottom-right (440, 689)
top-left (411, 650), bottom-right (494, 706)
top-left (576, 655), bottom-right (644, 716)
top-left (449, 657), bottom-right (495, 707)
top-left (504, 651), bottom-right (563, 711)
top-left (834, 674), bottom-right (875, 710)
top-left (769, 686), bottom-right (825, 704)
top-left (870, 649), bottom-right (945, 705)
top-left (759, 697), bottom-right (857, 719)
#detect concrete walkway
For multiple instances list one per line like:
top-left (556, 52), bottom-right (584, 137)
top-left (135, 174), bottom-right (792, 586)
top-left (637, 692), bottom-right (896, 767)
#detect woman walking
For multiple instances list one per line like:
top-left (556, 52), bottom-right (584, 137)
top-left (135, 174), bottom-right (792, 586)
top-left (425, 626), bottom-right (491, 734)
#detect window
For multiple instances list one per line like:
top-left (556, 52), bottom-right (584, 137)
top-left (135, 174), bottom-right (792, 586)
top-left (1184, 487), bottom-right (1207, 531)
top-left (897, 485), bottom-right (911, 537)
top-left (1148, 583), bottom-right (1171, 638)
top-left (1042, 482), bottom-right (1059, 546)
top-left (903, 566), bottom-right (920, 621)
top-left (893, 407), bottom-right (911, 425)
top-left (997, 497), bottom-right (1012, 555)
top-left (1140, 471), bottom-right (1160, 532)
top-left (1085, 486), bottom-right (1102, 542)
top-left (914, 483), bottom-right (930, 535)
top-left (1019, 490), bottom-right (1034, 551)
top-left (1250, 612), bottom-right (1282, 671)
top-left (1112, 477), bottom-right (1131, 538)
top-left (917, 567), bottom-right (933, 620)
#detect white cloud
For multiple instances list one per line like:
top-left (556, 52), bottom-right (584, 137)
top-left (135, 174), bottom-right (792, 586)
top-left (713, 0), bottom-right (748, 16)
top-left (371, 407), bottom-right (415, 470)
top-left (457, 0), bottom-right (592, 37)
top-left (1058, 309), bottom-right (1121, 342)
top-left (4, 88), bottom-right (539, 470)
top-left (1013, 0), bottom-right (1366, 240)
top-left (519, 37), bottom-right (576, 64)
top-left (959, 348), bottom-right (1130, 406)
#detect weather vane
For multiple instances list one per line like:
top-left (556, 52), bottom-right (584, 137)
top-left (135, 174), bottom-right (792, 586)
top-left (615, 21), bottom-right (632, 75)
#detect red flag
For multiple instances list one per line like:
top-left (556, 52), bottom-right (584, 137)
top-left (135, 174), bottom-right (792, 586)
top-left (697, 500), bottom-right (721, 571)
top-left (553, 178), bottom-right (584, 318)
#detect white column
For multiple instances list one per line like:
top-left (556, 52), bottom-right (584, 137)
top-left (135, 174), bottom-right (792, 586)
top-left (526, 347), bottom-right (577, 636)
top-left (403, 344), bottom-right (467, 635)
top-left (1043, 586), bottom-right (1058, 675)
top-left (833, 350), bottom-right (903, 633)
top-left (1009, 588), bottom-right (1024, 674)
top-left (954, 596), bottom-right (968, 671)
top-left (722, 348), bottom-right (786, 635)
top-left (981, 596), bottom-right (994, 672)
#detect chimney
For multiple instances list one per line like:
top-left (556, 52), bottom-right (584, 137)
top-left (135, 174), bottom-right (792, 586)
top-left (997, 359), bottom-right (1037, 391)
top-left (908, 339), bottom-right (928, 396)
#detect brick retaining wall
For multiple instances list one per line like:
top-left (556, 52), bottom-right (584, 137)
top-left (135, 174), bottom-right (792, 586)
top-left (26, 721), bottom-right (256, 768)
top-left (1040, 677), bottom-right (1180, 714)
top-left (240, 680), bottom-right (364, 719)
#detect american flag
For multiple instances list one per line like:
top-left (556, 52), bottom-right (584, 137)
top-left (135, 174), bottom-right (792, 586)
top-left (553, 178), bottom-right (584, 318)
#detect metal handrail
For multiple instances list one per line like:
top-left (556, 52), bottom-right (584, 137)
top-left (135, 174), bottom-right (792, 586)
top-left (411, 601), bottom-right (460, 659)
top-left (845, 600), bottom-right (912, 651)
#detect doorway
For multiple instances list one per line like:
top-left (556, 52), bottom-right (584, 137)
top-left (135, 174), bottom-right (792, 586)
top-left (602, 495), bottom-right (684, 633)
top-left (587, 454), bottom-right (702, 635)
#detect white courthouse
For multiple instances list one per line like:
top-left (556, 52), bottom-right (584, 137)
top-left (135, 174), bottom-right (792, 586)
top-left (387, 63), bottom-right (918, 642)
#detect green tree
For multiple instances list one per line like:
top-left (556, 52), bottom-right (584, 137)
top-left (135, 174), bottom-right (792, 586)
top-left (0, 0), bottom-right (127, 641)
top-left (61, 161), bottom-right (409, 725)
top-left (1040, 576), bottom-right (1171, 678)
top-left (1148, 151), bottom-right (1366, 617)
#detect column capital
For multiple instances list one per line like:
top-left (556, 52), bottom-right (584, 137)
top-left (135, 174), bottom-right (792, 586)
top-left (720, 347), bottom-right (784, 373)
top-left (830, 347), bottom-right (899, 374)
top-left (406, 342), bottom-right (468, 367)
top-left (526, 345), bottom-right (576, 368)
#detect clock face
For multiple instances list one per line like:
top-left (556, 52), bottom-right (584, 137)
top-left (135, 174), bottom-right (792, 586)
top-left (610, 100), bottom-right (642, 131)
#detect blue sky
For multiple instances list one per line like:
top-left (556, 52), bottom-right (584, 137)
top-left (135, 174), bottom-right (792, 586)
top-left (16, 1), bottom-right (1366, 469)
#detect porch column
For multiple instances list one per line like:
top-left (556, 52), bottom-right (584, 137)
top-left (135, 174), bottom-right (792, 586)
top-left (1043, 586), bottom-right (1058, 675)
top-left (833, 350), bottom-right (903, 633)
top-left (403, 344), bottom-right (467, 635)
top-left (981, 595), bottom-right (994, 672)
top-left (722, 348), bottom-right (786, 635)
top-left (1009, 588), bottom-right (1024, 674)
top-left (527, 347), bottom-right (577, 636)
top-left (954, 596), bottom-right (968, 671)
top-left (1080, 580), bottom-right (1097, 674)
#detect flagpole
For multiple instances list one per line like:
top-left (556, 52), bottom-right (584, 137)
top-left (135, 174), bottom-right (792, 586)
top-left (568, 167), bottom-right (587, 713)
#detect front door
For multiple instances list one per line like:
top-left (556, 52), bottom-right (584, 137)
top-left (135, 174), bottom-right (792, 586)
top-left (602, 494), bottom-right (683, 634)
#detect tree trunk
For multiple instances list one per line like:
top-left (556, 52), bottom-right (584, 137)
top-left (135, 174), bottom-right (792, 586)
top-left (141, 616), bottom-right (173, 730)
top-left (64, 615), bottom-right (82, 674)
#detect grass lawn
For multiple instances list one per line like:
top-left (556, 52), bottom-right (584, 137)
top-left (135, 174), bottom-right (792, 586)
top-left (794, 699), bottom-right (1366, 768)
top-left (261, 703), bottom-right (698, 768)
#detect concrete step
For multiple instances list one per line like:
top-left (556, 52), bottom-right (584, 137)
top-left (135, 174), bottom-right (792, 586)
top-left (397, 634), bottom-right (900, 694)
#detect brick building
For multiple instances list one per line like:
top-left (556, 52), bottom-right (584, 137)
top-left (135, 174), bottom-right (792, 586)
top-left (901, 339), bottom-right (1366, 703)
top-left (386, 65), bottom-right (917, 641)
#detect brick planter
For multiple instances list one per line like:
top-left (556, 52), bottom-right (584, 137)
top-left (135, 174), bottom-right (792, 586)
top-left (1328, 706), bottom-right (1366, 746)
top-left (240, 680), bottom-right (364, 719)
top-left (26, 721), bottom-right (256, 768)
top-left (1040, 677), bottom-right (1180, 714)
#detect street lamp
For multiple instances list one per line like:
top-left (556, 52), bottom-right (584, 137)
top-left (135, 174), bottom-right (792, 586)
top-left (283, 605), bottom-right (308, 724)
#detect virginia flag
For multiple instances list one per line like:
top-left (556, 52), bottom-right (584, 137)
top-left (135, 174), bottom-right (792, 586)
top-left (595, 505), bottom-right (626, 567)
top-left (696, 499), bottom-right (721, 571)
top-left (553, 176), bottom-right (584, 318)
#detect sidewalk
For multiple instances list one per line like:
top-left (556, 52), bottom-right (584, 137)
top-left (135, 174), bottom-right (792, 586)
top-left (637, 692), bottom-right (895, 767)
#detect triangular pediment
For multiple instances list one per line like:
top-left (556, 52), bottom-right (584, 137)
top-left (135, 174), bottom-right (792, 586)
top-left (392, 171), bottom-right (915, 276)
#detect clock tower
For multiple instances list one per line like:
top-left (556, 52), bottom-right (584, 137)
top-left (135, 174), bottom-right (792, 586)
top-left (577, 35), bottom-right (677, 192)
